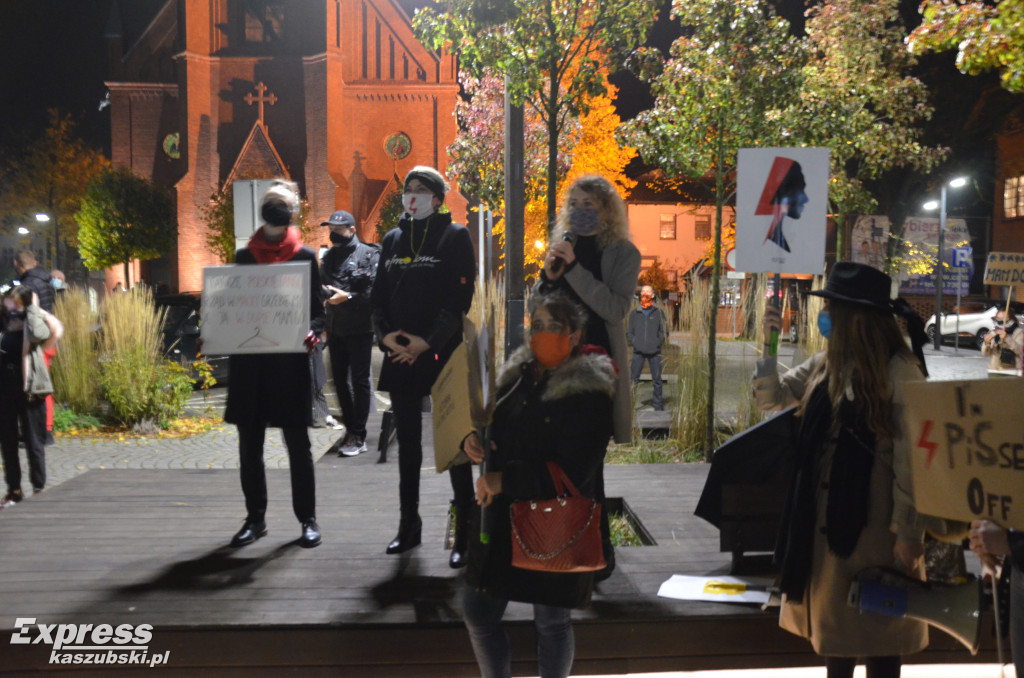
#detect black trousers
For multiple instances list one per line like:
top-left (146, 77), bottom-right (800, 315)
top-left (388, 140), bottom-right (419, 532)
top-left (825, 656), bottom-right (900, 678)
top-left (390, 391), bottom-right (474, 516)
top-left (237, 424), bottom-right (316, 523)
top-left (0, 383), bottom-right (46, 493)
top-left (327, 333), bottom-right (374, 439)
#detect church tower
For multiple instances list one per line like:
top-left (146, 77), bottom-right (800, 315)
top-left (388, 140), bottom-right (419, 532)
top-left (105, 0), bottom-right (461, 292)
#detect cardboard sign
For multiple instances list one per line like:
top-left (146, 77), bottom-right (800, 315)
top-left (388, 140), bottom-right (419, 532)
top-left (983, 252), bottom-right (1024, 286)
top-left (431, 314), bottom-right (494, 473)
top-left (903, 379), bottom-right (1024, 529)
top-left (200, 262), bottom-right (310, 354)
top-left (735, 147), bottom-right (830, 275)
top-left (431, 340), bottom-right (475, 473)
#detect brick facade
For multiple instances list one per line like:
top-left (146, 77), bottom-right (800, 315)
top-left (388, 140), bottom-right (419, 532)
top-left (106, 0), bottom-right (462, 292)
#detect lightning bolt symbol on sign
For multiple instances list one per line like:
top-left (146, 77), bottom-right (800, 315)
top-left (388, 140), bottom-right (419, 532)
top-left (918, 420), bottom-right (938, 468)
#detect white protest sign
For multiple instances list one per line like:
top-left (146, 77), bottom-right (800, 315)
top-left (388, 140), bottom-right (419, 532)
top-left (200, 262), bottom-right (310, 354)
top-left (903, 379), bottom-right (1024, 529)
top-left (735, 147), bottom-right (829, 275)
top-left (984, 252), bottom-right (1024, 287)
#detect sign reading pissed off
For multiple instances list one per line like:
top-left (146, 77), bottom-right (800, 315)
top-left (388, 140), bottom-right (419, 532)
top-left (903, 379), bottom-right (1024, 529)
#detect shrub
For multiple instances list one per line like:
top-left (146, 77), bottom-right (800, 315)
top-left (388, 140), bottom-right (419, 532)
top-left (97, 287), bottom-right (194, 427)
top-left (52, 290), bottom-right (102, 414)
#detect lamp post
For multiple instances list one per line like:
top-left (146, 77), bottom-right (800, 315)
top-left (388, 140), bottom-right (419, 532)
top-left (35, 213), bottom-right (52, 269)
top-left (923, 177), bottom-right (967, 350)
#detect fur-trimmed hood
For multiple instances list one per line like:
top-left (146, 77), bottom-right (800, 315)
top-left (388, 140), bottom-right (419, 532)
top-left (497, 345), bottom-right (617, 402)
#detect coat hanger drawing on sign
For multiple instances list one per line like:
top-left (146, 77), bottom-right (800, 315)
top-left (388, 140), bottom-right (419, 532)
top-left (237, 326), bottom-right (279, 350)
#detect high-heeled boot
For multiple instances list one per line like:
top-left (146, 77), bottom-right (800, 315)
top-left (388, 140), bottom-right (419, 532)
top-left (386, 512), bottom-right (422, 554)
top-left (448, 501), bottom-right (471, 569)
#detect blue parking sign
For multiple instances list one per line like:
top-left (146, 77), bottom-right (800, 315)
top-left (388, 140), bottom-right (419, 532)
top-left (952, 246), bottom-right (973, 268)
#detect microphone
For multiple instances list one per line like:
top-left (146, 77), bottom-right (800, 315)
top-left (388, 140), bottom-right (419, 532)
top-left (548, 231), bottom-right (578, 276)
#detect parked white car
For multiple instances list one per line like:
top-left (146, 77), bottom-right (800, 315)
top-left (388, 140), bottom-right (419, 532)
top-left (924, 305), bottom-right (999, 349)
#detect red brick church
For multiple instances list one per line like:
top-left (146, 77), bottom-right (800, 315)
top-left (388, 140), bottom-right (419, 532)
top-left (104, 0), bottom-right (462, 292)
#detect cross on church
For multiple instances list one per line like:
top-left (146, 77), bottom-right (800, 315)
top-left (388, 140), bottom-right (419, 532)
top-left (244, 81), bottom-right (278, 129)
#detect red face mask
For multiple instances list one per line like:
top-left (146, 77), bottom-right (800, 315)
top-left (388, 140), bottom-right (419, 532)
top-left (640, 295), bottom-right (654, 308)
top-left (529, 331), bottom-right (573, 369)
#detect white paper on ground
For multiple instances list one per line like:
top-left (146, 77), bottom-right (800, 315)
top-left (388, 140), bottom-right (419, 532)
top-left (657, 574), bottom-right (774, 605)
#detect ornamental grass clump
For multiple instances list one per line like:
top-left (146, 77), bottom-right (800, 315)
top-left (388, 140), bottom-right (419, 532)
top-left (52, 289), bottom-right (101, 416)
top-left (98, 287), bottom-right (193, 429)
top-left (674, 273), bottom-right (711, 455)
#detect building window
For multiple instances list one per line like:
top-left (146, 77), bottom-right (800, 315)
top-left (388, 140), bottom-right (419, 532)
top-left (659, 214), bottom-right (676, 240)
top-left (1005, 174), bottom-right (1024, 219)
top-left (695, 214), bottom-right (712, 240)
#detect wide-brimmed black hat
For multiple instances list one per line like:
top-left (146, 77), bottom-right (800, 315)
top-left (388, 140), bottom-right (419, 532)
top-left (805, 261), bottom-right (892, 312)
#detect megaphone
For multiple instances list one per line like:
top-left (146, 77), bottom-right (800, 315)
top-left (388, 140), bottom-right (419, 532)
top-left (848, 567), bottom-right (982, 655)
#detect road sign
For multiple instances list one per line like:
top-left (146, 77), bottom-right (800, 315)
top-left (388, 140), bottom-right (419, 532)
top-left (725, 248), bottom-right (736, 271)
top-left (952, 246), bottom-right (973, 268)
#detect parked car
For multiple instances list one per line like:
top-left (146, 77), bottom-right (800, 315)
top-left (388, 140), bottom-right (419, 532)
top-left (156, 293), bottom-right (230, 386)
top-left (925, 304), bottom-right (1000, 349)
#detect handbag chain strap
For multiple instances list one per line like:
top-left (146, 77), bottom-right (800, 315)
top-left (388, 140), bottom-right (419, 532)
top-left (510, 501), bottom-right (599, 560)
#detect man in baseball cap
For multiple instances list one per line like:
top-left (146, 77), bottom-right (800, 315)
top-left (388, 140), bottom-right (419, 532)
top-left (320, 210), bottom-right (380, 456)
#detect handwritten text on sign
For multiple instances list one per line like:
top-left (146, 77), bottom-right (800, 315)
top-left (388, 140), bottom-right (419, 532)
top-left (201, 262), bottom-right (310, 354)
top-left (903, 379), bottom-right (1024, 529)
top-left (983, 252), bottom-right (1024, 286)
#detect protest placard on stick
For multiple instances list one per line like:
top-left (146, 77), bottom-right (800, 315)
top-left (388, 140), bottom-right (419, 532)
top-left (903, 378), bottom-right (1024, 529)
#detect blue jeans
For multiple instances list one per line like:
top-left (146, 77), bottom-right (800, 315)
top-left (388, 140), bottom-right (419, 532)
top-left (462, 586), bottom-right (574, 678)
top-left (630, 352), bottom-right (663, 410)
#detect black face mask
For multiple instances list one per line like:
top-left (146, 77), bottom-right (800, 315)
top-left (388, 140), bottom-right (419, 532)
top-left (329, 232), bottom-right (353, 246)
top-left (4, 310), bottom-right (25, 322)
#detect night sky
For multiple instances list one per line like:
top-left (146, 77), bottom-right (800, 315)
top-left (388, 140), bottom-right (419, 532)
top-left (0, 0), bottom-right (927, 155)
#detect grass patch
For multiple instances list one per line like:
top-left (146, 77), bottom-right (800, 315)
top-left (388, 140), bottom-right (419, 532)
top-left (606, 438), bottom-right (703, 464)
top-left (609, 513), bottom-right (642, 547)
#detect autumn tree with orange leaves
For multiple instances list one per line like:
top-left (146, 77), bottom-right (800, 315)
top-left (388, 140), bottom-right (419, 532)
top-left (446, 68), bottom-right (636, 272)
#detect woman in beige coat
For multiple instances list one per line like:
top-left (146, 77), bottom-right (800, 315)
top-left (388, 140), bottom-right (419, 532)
top-left (981, 307), bottom-right (1024, 372)
top-left (755, 262), bottom-right (930, 678)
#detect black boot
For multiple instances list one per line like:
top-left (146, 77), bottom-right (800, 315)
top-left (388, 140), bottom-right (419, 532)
top-left (386, 513), bottom-right (422, 554)
top-left (449, 501), bottom-right (470, 569)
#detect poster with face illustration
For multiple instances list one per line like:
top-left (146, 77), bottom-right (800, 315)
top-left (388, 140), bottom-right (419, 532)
top-left (735, 148), bottom-right (829, 274)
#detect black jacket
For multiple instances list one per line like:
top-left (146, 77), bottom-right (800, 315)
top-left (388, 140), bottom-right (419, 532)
top-left (370, 212), bottom-right (475, 395)
top-left (320, 235), bottom-right (379, 336)
top-left (465, 346), bottom-right (616, 608)
top-left (627, 305), bottom-right (667, 355)
top-left (20, 266), bottom-right (55, 314)
top-left (223, 246), bottom-right (325, 428)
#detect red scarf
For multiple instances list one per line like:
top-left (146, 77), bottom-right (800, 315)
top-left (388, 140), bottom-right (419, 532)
top-left (247, 226), bottom-right (304, 263)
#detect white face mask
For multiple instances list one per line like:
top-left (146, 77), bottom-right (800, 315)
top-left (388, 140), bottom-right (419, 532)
top-left (402, 192), bottom-right (436, 220)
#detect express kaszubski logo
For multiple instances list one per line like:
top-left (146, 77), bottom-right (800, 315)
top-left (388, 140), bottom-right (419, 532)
top-left (10, 618), bottom-right (170, 667)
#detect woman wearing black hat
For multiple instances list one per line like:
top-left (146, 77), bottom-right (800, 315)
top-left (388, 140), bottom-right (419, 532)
top-left (370, 165), bottom-right (476, 567)
top-left (754, 262), bottom-right (932, 678)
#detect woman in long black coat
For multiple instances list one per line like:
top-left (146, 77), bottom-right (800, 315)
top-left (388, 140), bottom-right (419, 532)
top-left (461, 291), bottom-right (615, 678)
top-left (223, 179), bottom-right (326, 549)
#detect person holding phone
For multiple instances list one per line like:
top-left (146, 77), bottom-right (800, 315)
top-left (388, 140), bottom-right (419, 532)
top-left (320, 210), bottom-right (380, 456)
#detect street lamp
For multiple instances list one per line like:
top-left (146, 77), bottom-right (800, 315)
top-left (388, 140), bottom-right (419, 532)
top-left (924, 176), bottom-right (968, 350)
top-left (33, 212), bottom-right (56, 269)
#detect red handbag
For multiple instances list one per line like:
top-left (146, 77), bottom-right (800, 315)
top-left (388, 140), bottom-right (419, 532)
top-left (509, 461), bottom-right (606, 573)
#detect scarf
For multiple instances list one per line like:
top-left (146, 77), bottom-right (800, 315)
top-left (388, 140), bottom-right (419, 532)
top-left (775, 376), bottom-right (876, 601)
top-left (247, 226), bottom-right (303, 263)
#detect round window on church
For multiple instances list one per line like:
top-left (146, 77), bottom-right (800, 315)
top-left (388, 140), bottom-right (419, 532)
top-left (384, 132), bottom-right (411, 161)
top-left (162, 133), bottom-right (181, 159)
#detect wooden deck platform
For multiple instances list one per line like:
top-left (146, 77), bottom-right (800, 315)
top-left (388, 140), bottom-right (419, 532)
top-left (0, 459), bottom-right (999, 676)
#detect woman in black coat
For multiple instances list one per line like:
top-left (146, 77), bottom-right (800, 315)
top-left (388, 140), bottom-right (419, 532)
top-left (460, 291), bottom-right (615, 678)
top-left (223, 179), bottom-right (326, 549)
top-left (370, 165), bottom-right (476, 566)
